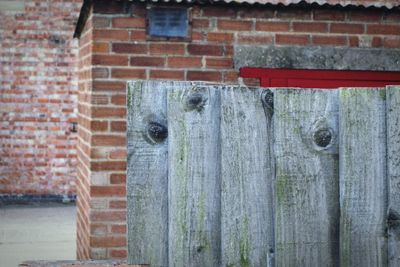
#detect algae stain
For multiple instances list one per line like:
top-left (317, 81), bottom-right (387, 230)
top-left (239, 217), bottom-right (250, 267)
top-left (379, 89), bottom-right (386, 101)
top-left (127, 83), bottom-right (134, 108)
top-left (276, 174), bottom-right (288, 204)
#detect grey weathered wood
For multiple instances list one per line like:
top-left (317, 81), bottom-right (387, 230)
top-left (387, 86), bottom-right (400, 267)
top-left (127, 81), bottom-right (169, 266)
top-left (339, 88), bottom-right (387, 267)
top-left (220, 86), bottom-right (275, 267)
top-left (274, 89), bottom-right (340, 267)
top-left (167, 85), bottom-right (221, 267)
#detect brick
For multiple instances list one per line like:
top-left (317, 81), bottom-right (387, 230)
top-left (110, 173), bottom-right (126, 184)
top-left (167, 57), bottom-right (202, 68)
top-left (313, 9), bottom-right (345, 21)
top-left (149, 43), bottom-right (185, 55)
top-left (192, 19), bottom-right (210, 28)
top-left (188, 44), bottom-right (223, 56)
top-left (237, 33), bottom-right (274, 44)
top-left (93, 55), bottom-right (128, 66)
top-left (349, 36), bottom-right (359, 47)
top-left (384, 11), bottom-right (400, 23)
top-left (207, 32), bottom-right (234, 43)
top-left (90, 209), bottom-right (126, 222)
top-left (149, 70), bottom-right (185, 80)
top-left (330, 23), bottom-right (364, 34)
top-left (90, 236), bottom-right (127, 248)
top-left (206, 58), bottom-right (233, 69)
top-left (110, 200), bottom-right (127, 209)
top-left (131, 30), bottom-right (147, 41)
top-left (367, 25), bottom-right (400, 35)
top-left (130, 57), bottom-right (165, 67)
top-left (111, 95), bottom-right (126, 105)
top-left (91, 186), bottom-right (126, 197)
top-left (218, 19), bottom-right (253, 31)
top-left (111, 121), bottom-right (127, 132)
top-left (91, 121), bottom-right (108, 132)
top-left (372, 37), bottom-right (383, 48)
top-left (92, 107), bottom-right (126, 118)
top-left (312, 35), bottom-right (347, 46)
top-left (276, 8), bottom-right (311, 20)
top-left (110, 249), bottom-right (128, 258)
top-left (90, 224), bottom-right (108, 235)
top-left (224, 71), bottom-right (239, 83)
top-left (92, 135), bottom-right (126, 146)
top-left (349, 10), bottom-right (383, 22)
top-left (110, 149), bottom-right (127, 159)
top-left (93, 17), bottom-right (110, 28)
top-left (276, 34), bottom-right (310, 45)
top-left (256, 21), bottom-right (290, 32)
top-left (93, 81), bottom-right (126, 92)
top-left (293, 22), bottom-right (328, 33)
top-left (111, 224), bottom-right (127, 234)
top-left (242, 78), bottom-right (260, 87)
top-left (93, 30), bottom-right (130, 41)
top-left (112, 43), bottom-right (148, 54)
top-left (187, 71), bottom-right (222, 82)
top-left (112, 17), bottom-right (146, 28)
top-left (203, 6), bottom-right (237, 17)
top-left (239, 8), bottom-right (275, 19)
top-left (93, 68), bottom-right (109, 79)
top-left (111, 68), bottom-right (146, 79)
top-left (384, 37), bottom-right (400, 48)
top-left (93, 1), bottom-right (125, 14)
top-left (91, 161), bottom-right (127, 171)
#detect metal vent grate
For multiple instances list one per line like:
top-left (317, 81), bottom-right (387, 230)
top-left (148, 7), bottom-right (188, 38)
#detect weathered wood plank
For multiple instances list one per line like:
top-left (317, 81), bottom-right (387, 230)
top-left (274, 89), bottom-right (340, 267)
top-left (220, 86), bottom-right (275, 267)
top-left (126, 81), bottom-right (169, 266)
top-left (167, 85), bottom-right (221, 266)
top-left (339, 88), bottom-right (387, 267)
top-left (387, 86), bottom-right (400, 267)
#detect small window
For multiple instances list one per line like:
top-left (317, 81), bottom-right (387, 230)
top-left (147, 7), bottom-right (190, 40)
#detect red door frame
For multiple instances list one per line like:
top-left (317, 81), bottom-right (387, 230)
top-left (240, 68), bottom-right (400, 88)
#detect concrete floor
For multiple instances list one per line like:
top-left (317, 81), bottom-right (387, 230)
top-left (0, 204), bottom-right (76, 267)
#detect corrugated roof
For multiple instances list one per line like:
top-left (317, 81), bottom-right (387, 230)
top-left (137, 0), bottom-right (400, 9)
top-left (74, 0), bottom-right (399, 38)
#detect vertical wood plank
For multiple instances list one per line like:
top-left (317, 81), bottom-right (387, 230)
top-left (220, 86), bottom-right (275, 267)
top-left (167, 85), bottom-right (221, 266)
top-left (386, 86), bottom-right (400, 267)
top-left (274, 89), bottom-right (340, 267)
top-left (339, 88), bottom-right (387, 267)
top-left (126, 81), bottom-right (169, 267)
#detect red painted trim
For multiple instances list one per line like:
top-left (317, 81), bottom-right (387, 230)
top-left (240, 68), bottom-right (400, 88)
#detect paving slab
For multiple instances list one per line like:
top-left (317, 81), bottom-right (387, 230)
top-left (0, 204), bottom-right (76, 267)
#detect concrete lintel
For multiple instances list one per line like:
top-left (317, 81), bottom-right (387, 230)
top-left (0, 0), bottom-right (25, 12)
top-left (234, 45), bottom-right (400, 71)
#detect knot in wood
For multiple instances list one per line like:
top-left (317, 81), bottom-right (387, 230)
top-left (261, 90), bottom-right (274, 114)
top-left (313, 128), bottom-right (332, 148)
top-left (146, 121), bottom-right (168, 143)
top-left (185, 93), bottom-right (206, 112)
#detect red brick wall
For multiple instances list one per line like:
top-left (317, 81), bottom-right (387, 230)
top-left (77, 0), bottom-right (400, 259)
top-left (0, 0), bottom-right (81, 197)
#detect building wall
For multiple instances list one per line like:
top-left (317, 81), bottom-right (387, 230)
top-left (0, 0), bottom-right (81, 198)
top-left (77, 0), bottom-right (400, 259)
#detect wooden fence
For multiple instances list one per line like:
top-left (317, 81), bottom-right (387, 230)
top-left (127, 81), bottom-right (400, 267)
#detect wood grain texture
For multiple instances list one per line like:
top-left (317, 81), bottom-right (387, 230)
top-left (339, 88), bottom-right (387, 267)
top-left (220, 86), bottom-right (275, 267)
top-left (126, 81), bottom-right (169, 266)
top-left (167, 85), bottom-right (221, 267)
top-left (387, 86), bottom-right (400, 267)
top-left (274, 89), bottom-right (340, 267)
